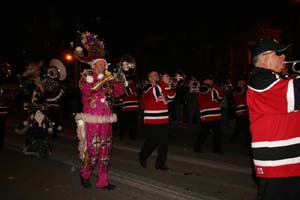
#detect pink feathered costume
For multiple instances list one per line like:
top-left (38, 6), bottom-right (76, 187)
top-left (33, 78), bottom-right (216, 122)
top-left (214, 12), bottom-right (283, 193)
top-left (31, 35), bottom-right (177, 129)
top-left (75, 72), bottom-right (125, 188)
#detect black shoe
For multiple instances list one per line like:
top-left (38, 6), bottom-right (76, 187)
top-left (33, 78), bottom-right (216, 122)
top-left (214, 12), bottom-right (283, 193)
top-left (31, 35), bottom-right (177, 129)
top-left (155, 165), bottom-right (170, 171)
top-left (101, 184), bottom-right (116, 190)
top-left (80, 176), bottom-right (92, 189)
top-left (138, 154), bottom-right (147, 168)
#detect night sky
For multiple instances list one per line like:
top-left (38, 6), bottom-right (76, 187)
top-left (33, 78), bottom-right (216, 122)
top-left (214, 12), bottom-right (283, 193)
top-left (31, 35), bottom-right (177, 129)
top-left (1, 1), bottom-right (299, 76)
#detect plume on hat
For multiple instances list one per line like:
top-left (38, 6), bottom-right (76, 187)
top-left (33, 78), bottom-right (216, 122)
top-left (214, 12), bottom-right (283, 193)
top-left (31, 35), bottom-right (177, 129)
top-left (74, 31), bottom-right (106, 66)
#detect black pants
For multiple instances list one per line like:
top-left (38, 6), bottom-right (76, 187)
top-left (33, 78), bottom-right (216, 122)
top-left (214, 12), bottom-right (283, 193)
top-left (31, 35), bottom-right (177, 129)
top-left (259, 177), bottom-right (300, 200)
top-left (120, 110), bottom-right (139, 140)
top-left (112, 107), bottom-right (122, 137)
top-left (139, 124), bottom-right (169, 168)
top-left (0, 117), bottom-right (7, 147)
top-left (194, 120), bottom-right (223, 153)
top-left (230, 115), bottom-right (251, 145)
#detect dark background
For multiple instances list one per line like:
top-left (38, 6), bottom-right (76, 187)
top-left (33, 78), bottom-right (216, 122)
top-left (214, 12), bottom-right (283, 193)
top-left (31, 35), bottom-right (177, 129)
top-left (0, 1), bottom-right (299, 78)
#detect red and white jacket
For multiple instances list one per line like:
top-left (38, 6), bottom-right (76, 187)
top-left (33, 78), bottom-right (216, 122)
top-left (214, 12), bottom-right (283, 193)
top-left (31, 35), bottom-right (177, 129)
top-left (122, 83), bottom-right (140, 112)
top-left (247, 67), bottom-right (300, 178)
top-left (198, 84), bottom-right (224, 122)
top-left (233, 86), bottom-right (248, 117)
top-left (143, 81), bottom-right (176, 124)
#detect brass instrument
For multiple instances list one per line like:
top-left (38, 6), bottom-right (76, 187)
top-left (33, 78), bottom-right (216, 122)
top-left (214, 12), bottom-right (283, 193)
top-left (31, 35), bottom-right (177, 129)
top-left (169, 73), bottom-right (186, 89)
top-left (91, 70), bottom-right (116, 91)
top-left (284, 60), bottom-right (300, 74)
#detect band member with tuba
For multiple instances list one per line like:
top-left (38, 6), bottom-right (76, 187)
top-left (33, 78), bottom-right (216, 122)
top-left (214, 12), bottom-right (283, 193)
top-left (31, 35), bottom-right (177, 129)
top-left (74, 31), bottom-right (125, 190)
top-left (19, 58), bottom-right (66, 157)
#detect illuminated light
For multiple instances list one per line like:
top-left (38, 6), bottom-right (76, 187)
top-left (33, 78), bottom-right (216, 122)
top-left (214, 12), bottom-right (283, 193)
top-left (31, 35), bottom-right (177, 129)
top-left (65, 54), bottom-right (73, 61)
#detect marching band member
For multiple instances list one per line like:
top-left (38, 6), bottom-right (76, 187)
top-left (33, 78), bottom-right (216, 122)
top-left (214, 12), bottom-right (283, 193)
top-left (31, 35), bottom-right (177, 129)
top-left (120, 55), bottom-right (140, 140)
top-left (74, 31), bottom-right (125, 190)
top-left (138, 71), bottom-right (176, 171)
top-left (248, 38), bottom-right (300, 199)
top-left (193, 73), bottom-right (225, 155)
top-left (120, 78), bottom-right (140, 141)
top-left (229, 76), bottom-right (251, 145)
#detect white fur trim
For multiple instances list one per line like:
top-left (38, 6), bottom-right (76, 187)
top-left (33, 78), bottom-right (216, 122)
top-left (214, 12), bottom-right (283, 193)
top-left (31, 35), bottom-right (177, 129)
top-left (86, 75), bottom-right (94, 83)
top-left (57, 125), bottom-right (63, 131)
top-left (76, 118), bottom-right (86, 161)
top-left (97, 73), bottom-right (104, 80)
top-left (92, 58), bottom-right (107, 67)
top-left (75, 112), bottom-right (117, 161)
top-left (48, 127), bottom-right (53, 134)
top-left (75, 46), bottom-right (83, 52)
top-left (75, 113), bottom-right (117, 124)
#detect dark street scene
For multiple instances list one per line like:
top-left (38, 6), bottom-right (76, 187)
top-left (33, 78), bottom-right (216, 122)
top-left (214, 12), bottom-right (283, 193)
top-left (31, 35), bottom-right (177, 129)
top-left (1, 1), bottom-right (300, 200)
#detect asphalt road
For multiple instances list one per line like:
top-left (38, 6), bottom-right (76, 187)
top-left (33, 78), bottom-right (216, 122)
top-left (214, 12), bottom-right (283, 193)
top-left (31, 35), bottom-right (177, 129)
top-left (0, 111), bottom-right (259, 200)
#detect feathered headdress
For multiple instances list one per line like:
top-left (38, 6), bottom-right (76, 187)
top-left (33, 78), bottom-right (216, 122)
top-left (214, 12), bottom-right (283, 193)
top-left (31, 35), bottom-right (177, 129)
top-left (74, 31), bottom-right (106, 67)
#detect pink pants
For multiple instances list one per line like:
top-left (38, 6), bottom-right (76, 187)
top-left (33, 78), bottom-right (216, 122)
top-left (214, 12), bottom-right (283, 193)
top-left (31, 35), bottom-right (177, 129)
top-left (79, 122), bottom-right (113, 188)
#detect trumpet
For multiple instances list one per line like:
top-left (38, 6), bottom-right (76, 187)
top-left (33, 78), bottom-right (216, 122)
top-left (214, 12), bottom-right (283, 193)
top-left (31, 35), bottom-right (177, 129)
top-left (284, 60), bottom-right (300, 74)
top-left (91, 70), bottom-right (116, 91)
top-left (169, 73), bottom-right (186, 88)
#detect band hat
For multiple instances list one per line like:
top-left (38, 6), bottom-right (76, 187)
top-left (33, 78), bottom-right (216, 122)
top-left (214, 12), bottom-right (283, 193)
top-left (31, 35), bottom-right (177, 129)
top-left (252, 38), bottom-right (291, 58)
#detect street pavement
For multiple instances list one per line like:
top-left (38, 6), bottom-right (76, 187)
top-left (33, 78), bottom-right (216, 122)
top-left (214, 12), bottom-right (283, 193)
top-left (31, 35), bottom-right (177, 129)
top-left (1, 111), bottom-right (259, 200)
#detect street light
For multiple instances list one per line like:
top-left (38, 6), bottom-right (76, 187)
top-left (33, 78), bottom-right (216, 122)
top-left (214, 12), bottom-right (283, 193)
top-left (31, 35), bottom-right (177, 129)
top-left (64, 53), bottom-right (73, 62)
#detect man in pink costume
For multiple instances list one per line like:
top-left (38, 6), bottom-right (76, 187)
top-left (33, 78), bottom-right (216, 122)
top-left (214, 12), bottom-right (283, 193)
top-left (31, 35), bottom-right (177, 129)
top-left (74, 31), bottom-right (125, 190)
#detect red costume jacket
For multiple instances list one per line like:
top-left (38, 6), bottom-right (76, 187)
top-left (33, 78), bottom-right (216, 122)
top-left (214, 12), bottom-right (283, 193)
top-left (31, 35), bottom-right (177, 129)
top-left (233, 87), bottom-right (248, 116)
top-left (197, 85), bottom-right (224, 122)
top-left (122, 83), bottom-right (140, 112)
top-left (247, 67), bottom-right (300, 178)
top-left (143, 81), bottom-right (176, 124)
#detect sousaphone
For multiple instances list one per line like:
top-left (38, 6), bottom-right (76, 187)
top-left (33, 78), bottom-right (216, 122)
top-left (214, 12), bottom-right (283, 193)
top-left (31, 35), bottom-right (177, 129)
top-left (48, 58), bottom-right (67, 81)
top-left (40, 58), bottom-right (67, 102)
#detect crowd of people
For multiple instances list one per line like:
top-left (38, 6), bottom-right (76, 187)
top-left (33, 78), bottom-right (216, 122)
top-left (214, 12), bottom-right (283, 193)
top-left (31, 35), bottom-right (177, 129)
top-left (70, 31), bottom-right (253, 191)
top-left (71, 35), bottom-right (300, 199)
top-left (1, 32), bottom-right (300, 199)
